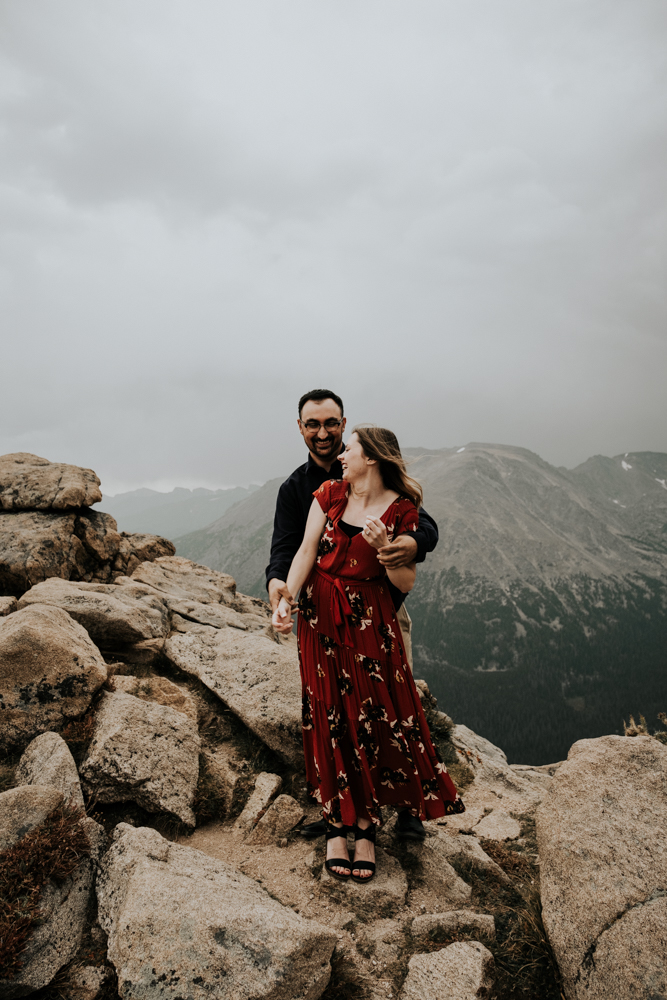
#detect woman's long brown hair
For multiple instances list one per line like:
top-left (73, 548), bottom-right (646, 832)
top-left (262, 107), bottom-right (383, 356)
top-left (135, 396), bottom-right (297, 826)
top-left (353, 425), bottom-right (423, 508)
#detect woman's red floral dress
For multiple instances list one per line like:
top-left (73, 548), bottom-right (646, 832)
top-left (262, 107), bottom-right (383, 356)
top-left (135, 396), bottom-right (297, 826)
top-left (297, 479), bottom-right (464, 826)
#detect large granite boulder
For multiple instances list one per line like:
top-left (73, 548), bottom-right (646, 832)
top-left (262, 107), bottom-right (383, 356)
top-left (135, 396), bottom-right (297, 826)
top-left (537, 734), bottom-right (667, 1000)
top-left (0, 510), bottom-right (175, 596)
top-left (15, 732), bottom-right (85, 808)
top-left (18, 578), bottom-right (171, 646)
top-left (96, 823), bottom-right (338, 1000)
top-left (165, 624), bottom-right (302, 766)
top-left (79, 690), bottom-right (200, 827)
top-left (0, 785), bottom-right (104, 999)
top-left (0, 604), bottom-right (107, 753)
top-left (0, 453), bottom-right (102, 510)
top-left (131, 556), bottom-right (238, 605)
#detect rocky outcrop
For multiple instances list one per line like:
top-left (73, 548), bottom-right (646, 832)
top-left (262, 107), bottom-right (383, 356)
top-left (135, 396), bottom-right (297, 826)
top-left (112, 673), bottom-right (198, 722)
top-left (0, 453), bottom-right (174, 597)
top-left (246, 793), bottom-right (304, 845)
top-left (400, 940), bottom-right (494, 1000)
top-left (96, 823), bottom-right (338, 1000)
top-left (17, 578), bottom-right (171, 646)
top-left (537, 734), bottom-right (667, 1000)
top-left (444, 723), bottom-right (549, 837)
top-left (79, 691), bottom-right (200, 827)
top-left (0, 785), bottom-right (104, 999)
top-left (165, 624), bottom-right (302, 766)
top-left (0, 604), bottom-right (107, 753)
top-left (131, 556), bottom-right (238, 606)
top-left (234, 771), bottom-right (283, 834)
top-left (0, 453), bottom-right (103, 510)
top-left (0, 785), bottom-right (64, 850)
top-left (15, 732), bottom-right (85, 808)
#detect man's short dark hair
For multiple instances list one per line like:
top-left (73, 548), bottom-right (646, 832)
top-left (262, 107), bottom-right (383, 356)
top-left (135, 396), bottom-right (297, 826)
top-left (298, 389), bottom-right (344, 419)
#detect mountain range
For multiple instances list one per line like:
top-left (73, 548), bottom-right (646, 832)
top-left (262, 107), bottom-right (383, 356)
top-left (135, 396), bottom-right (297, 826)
top-left (173, 444), bottom-right (667, 764)
top-left (98, 485), bottom-right (259, 539)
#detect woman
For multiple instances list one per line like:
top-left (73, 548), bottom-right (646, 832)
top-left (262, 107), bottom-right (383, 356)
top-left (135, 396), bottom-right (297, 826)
top-left (273, 426), bottom-right (463, 883)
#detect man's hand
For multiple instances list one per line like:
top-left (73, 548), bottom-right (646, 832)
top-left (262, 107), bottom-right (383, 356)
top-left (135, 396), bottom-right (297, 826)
top-left (377, 534), bottom-right (418, 569)
top-left (272, 596), bottom-right (295, 634)
top-left (268, 578), bottom-right (297, 614)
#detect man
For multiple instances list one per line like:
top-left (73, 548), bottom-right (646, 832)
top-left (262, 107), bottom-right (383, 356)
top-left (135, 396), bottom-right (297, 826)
top-left (266, 389), bottom-right (439, 841)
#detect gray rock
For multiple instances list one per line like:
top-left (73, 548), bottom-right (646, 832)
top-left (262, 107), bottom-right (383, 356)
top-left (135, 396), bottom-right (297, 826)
top-left (0, 603), bottom-right (107, 753)
top-left (354, 918), bottom-right (410, 979)
top-left (473, 810), bottom-right (521, 842)
top-left (246, 794), bottom-right (304, 845)
top-left (400, 940), bottom-right (494, 1000)
top-left (0, 784), bottom-right (64, 850)
top-left (0, 815), bottom-right (105, 1000)
top-left (79, 691), bottom-right (200, 827)
top-left (15, 732), bottom-right (85, 808)
top-left (0, 452), bottom-right (102, 510)
top-left (131, 556), bottom-right (238, 605)
top-left (0, 509), bottom-right (119, 594)
top-left (201, 746), bottom-right (246, 818)
top-left (234, 771), bottom-right (283, 834)
top-left (165, 625), bottom-right (302, 766)
top-left (17, 578), bottom-right (170, 646)
top-left (537, 734), bottom-right (667, 1000)
top-left (112, 674), bottom-right (198, 722)
top-left (69, 965), bottom-right (110, 1000)
top-left (0, 509), bottom-right (173, 596)
top-left (400, 838), bottom-right (472, 907)
top-left (0, 596), bottom-right (17, 615)
top-left (422, 827), bottom-right (511, 884)
top-left (411, 910), bottom-right (496, 944)
top-left (96, 823), bottom-right (338, 1000)
top-left (168, 598), bottom-right (266, 632)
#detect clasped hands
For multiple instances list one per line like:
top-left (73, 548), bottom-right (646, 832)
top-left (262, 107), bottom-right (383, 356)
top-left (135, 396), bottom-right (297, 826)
top-left (270, 522), bottom-right (418, 634)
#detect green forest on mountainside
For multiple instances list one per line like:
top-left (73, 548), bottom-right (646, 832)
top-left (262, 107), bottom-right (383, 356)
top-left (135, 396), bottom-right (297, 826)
top-left (411, 571), bottom-right (667, 763)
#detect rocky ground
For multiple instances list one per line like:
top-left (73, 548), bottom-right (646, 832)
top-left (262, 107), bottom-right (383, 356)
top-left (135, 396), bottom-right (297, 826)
top-left (1, 454), bottom-right (666, 1000)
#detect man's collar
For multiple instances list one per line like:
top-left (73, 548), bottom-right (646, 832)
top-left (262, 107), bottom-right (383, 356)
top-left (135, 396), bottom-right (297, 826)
top-left (306, 451), bottom-right (343, 475)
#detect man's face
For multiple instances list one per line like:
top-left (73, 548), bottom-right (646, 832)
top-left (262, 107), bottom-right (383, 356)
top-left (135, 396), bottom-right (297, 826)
top-left (298, 399), bottom-right (346, 463)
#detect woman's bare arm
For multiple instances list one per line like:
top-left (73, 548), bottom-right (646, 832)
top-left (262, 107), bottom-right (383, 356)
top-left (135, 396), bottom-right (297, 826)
top-left (272, 498), bottom-right (326, 632)
top-left (364, 515), bottom-right (417, 593)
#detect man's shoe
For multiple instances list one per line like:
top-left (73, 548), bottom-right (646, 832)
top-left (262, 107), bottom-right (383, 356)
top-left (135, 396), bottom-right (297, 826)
top-left (299, 819), bottom-right (327, 839)
top-left (395, 811), bottom-right (426, 841)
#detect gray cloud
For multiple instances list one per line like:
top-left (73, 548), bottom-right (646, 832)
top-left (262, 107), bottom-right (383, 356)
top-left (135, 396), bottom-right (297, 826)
top-left (1, 0), bottom-right (666, 493)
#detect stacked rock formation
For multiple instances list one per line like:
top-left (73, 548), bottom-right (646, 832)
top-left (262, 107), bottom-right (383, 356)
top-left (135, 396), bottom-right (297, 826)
top-left (0, 453), bottom-right (175, 596)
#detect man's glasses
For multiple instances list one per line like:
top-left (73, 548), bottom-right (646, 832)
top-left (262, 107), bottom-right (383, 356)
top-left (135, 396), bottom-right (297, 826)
top-left (301, 418), bottom-right (343, 432)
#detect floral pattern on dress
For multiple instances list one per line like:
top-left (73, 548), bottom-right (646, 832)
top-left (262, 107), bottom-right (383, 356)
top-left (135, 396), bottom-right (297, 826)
top-left (298, 585), bottom-right (318, 628)
top-left (317, 518), bottom-right (336, 562)
top-left (319, 634), bottom-right (336, 656)
top-left (355, 654), bottom-right (384, 682)
top-left (347, 590), bottom-right (373, 631)
top-left (379, 621), bottom-right (396, 654)
top-left (302, 687), bottom-right (314, 731)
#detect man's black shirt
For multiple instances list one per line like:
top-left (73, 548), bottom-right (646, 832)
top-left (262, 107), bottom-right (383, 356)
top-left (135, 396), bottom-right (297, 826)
top-left (265, 454), bottom-right (439, 608)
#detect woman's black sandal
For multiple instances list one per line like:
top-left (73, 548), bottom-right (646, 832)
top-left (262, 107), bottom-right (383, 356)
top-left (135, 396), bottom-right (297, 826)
top-left (324, 821), bottom-right (353, 881)
top-left (351, 824), bottom-right (376, 884)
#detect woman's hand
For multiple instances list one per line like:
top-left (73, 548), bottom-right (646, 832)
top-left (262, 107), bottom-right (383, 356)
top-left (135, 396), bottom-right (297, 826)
top-left (272, 596), bottom-right (294, 633)
top-left (362, 515), bottom-right (389, 550)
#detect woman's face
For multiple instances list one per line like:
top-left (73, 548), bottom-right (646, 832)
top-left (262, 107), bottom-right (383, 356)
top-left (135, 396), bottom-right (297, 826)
top-left (340, 432), bottom-right (369, 482)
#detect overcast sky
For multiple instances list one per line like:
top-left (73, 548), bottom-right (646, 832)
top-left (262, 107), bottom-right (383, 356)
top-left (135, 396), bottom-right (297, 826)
top-left (1, 1), bottom-right (666, 494)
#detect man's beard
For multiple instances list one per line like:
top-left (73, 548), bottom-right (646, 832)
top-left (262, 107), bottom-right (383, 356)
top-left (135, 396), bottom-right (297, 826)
top-left (309, 437), bottom-right (341, 460)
